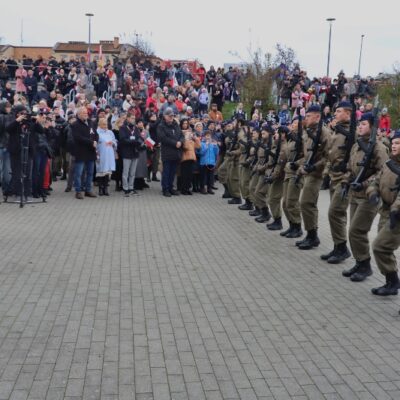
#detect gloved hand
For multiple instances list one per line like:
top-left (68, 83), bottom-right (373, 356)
top-left (390, 210), bottom-right (400, 230)
top-left (129, 136), bottom-right (136, 141)
top-left (290, 162), bottom-right (298, 171)
top-left (303, 164), bottom-right (316, 173)
top-left (264, 176), bottom-right (274, 184)
top-left (350, 182), bottom-right (364, 192)
top-left (368, 193), bottom-right (380, 206)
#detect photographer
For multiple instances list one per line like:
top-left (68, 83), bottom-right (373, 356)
top-left (6, 105), bottom-right (43, 199)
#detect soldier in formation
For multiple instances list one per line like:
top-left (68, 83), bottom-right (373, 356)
top-left (218, 99), bottom-right (400, 299)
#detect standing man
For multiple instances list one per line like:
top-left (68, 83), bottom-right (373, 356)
top-left (296, 105), bottom-right (330, 250)
top-left (71, 107), bottom-right (98, 199)
top-left (321, 101), bottom-right (353, 264)
top-left (341, 112), bottom-right (388, 281)
top-left (157, 107), bottom-right (184, 197)
top-left (368, 131), bottom-right (400, 295)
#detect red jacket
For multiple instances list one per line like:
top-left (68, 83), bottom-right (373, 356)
top-left (379, 115), bottom-right (391, 134)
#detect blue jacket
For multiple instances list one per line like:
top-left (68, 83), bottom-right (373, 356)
top-left (198, 141), bottom-right (219, 166)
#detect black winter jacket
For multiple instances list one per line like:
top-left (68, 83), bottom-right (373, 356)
top-left (71, 119), bottom-right (98, 161)
top-left (118, 122), bottom-right (143, 159)
top-left (157, 119), bottom-right (184, 161)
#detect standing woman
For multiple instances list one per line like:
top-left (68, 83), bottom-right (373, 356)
top-left (96, 118), bottom-right (117, 196)
top-left (134, 119), bottom-right (150, 191)
top-left (181, 119), bottom-right (200, 195)
top-left (15, 64), bottom-right (27, 94)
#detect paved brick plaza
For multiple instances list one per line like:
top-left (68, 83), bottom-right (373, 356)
top-left (0, 182), bottom-right (400, 400)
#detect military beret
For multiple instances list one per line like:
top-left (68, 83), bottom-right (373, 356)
top-left (337, 101), bottom-right (352, 110)
top-left (391, 130), bottom-right (400, 140)
top-left (360, 112), bottom-right (374, 124)
top-left (261, 123), bottom-right (274, 134)
top-left (247, 122), bottom-right (257, 128)
top-left (306, 104), bottom-right (321, 113)
top-left (278, 126), bottom-right (290, 134)
top-left (291, 116), bottom-right (299, 122)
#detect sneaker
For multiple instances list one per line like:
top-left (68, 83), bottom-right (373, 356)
top-left (163, 191), bottom-right (172, 197)
top-left (75, 192), bottom-right (84, 200)
top-left (131, 190), bottom-right (140, 196)
top-left (84, 192), bottom-right (97, 198)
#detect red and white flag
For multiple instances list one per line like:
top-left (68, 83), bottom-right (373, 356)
top-left (145, 137), bottom-right (155, 149)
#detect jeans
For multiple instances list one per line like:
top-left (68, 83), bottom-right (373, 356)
top-left (122, 158), bottom-right (138, 191)
top-left (74, 160), bottom-right (94, 193)
top-left (161, 160), bottom-right (179, 192)
top-left (0, 148), bottom-right (12, 195)
top-left (32, 151), bottom-right (48, 197)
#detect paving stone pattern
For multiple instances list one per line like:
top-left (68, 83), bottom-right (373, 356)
top-left (1, 182), bottom-right (400, 400)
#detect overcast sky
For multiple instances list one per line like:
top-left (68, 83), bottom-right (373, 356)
top-left (1, 0), bottom-right (399, 77)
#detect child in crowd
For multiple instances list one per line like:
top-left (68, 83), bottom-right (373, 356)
top-left (198, 131), bottom-right (219, 194)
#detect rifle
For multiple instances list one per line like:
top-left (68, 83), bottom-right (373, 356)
top-left (252, 135), bottom-right (272, 176)
top-left (289, 107), bottom-right (303, 168)
top-left (294, 111), bottom-right (323, 185)
top-left (248, 140), bottom-right (261, 169)
top-left (332, 94), bottom-right (357, 174)
top-left (264, 133), bottom-right (282, 184)
top-left (348, 102), bottom-right (379, 192)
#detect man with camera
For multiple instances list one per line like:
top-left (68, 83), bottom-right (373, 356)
top-left (5, 105), bottom-right (46, 200)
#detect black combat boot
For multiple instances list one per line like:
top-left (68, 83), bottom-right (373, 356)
top-left (239, 199), bottom-right (253, 211)
top-left (298, 229), bottom-right (320, 250)
top-left (280, 222), bottom-right (293, 237)
top-left (222, 184), bottom-right (232, 199)
top-left (286, 223), bottom-right (303, 238)
top-left (350, 258), bottom-right (373, 282)
top-left (320, 246), bottom-right (336, 261)
top-left (267, 217), bottom-right (283, 231)
top-left (296, 231), bottom-right (310, 246)
top-left (327, 242), bottom-right (351, 264)
top-left (228, 197), bottom-right (242, 205)
top-left (342, 262), bottom-right (360, 277)
top-left (249, 207), bottom-right (261, 217)
top-left (255, 208), bottom-right (271, 223)
top-left (371, 271), bottom-right (400, 296)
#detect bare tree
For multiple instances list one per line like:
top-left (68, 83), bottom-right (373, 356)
top-left (273, 43), bottom-right (298, 71)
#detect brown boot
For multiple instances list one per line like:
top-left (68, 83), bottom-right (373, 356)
top-left (75, 192), bottom-right (84, 200)
top-left (85, 191), bottom-right (97, 198)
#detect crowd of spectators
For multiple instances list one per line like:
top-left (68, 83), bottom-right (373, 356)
top-left (0, 54), bottom-right (395, 202)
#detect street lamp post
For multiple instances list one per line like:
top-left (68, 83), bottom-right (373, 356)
top-left (85, 13), bottom-right (94, 62)
top-left (358, 34), bottom-right (365, 77)
top-left (326, 18), bottom-right (336, 77)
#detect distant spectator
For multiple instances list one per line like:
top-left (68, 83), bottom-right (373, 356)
top-left (379, 108), bottom-right (391, 135)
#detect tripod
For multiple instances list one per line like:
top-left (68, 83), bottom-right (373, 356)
top-left (3, 124), bottom-right (46, 208)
